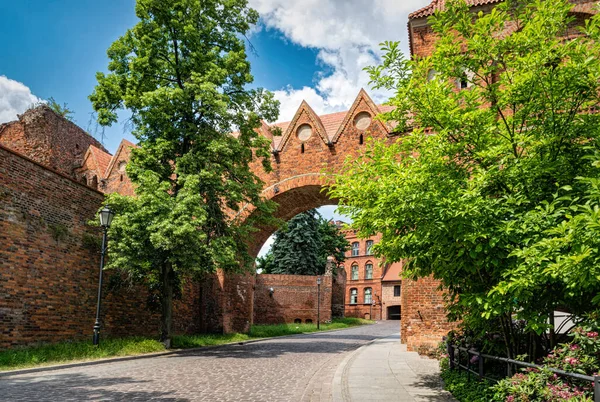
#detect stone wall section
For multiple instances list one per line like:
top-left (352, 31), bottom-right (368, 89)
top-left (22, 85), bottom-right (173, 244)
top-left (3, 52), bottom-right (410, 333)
top-left (253, 274), bottom-right (332, 325)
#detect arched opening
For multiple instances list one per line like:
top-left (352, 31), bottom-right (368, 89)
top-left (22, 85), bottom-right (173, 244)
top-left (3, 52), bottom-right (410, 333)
top-left (246, 184), bottom-right (338, 259)
top-left (90, 175), bottom-right (98, 189)
top-left (387, 306), bottom-right (401, 320)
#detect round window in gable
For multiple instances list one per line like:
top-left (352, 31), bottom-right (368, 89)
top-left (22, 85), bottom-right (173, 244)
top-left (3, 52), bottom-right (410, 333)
top-left (353, 112), bottom-right (372, 131)
top-left (118, 161), bottom-right (127, 173)
top-left (297, 124), bottom-right (313, 142)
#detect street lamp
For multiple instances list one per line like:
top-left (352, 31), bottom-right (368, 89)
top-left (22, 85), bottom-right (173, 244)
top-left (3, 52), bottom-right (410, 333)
top-left (93, 205), bottom-right (115, 346)
top-left (316, 277), bottom-right (322, 330)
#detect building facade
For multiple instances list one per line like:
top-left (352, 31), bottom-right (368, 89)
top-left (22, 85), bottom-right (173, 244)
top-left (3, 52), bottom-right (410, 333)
top-left (341, 230), bottom-right (402, 321)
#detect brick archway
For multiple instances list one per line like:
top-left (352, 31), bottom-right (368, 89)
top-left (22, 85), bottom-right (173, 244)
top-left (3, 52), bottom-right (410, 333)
top-left (243, 89), bottom-right (397, 258)
top-left (246, 174), bottom-right (337, 258)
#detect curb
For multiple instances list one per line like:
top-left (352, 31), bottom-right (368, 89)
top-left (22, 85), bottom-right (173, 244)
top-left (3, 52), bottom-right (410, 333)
top-left (0, 322), bottom-right (377, 378)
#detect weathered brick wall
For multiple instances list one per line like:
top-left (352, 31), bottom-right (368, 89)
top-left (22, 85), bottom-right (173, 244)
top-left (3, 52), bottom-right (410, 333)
top-left (0, 145), bottom-right (199, 348)
top-left (400, 276), bottom-right (456, 354)
top-left (253, 274), bottom-right (332, 325)
top-left (0, 106), bottom-right (107, 179)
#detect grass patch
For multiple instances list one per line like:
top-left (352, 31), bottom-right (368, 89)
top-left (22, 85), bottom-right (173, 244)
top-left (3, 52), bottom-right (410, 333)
top-left (0, 318), bottom-right (373, 372)
top-left (249, 317), bottom-right (373, 338)
top-left (0, 337), bottom-right (165, 372)
top-left (171, 333), bottom-right (252, 348)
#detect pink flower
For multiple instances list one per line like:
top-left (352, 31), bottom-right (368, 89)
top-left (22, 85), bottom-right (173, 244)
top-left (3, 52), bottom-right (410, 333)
top-left (564, 357), bottom-right (580, 365)
top-left (506, 396), bottom-right (514, 402)
top-left (569, 344), bottom-right (580, 350)
top-left (586, 331), bottom-right (598, 338)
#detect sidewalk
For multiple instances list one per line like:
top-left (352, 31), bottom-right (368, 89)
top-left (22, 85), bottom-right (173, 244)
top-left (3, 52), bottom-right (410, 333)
top-left (332, 333), bottom-right (456, 402)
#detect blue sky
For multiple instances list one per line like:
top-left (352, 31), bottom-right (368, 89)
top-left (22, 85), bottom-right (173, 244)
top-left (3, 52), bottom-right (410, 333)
top-left (0, 0), bottom-right (430, 253)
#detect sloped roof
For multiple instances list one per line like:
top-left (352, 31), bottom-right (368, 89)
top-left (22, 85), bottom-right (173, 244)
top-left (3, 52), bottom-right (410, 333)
top-left (409, 0), bottom-right (503, 19)
top-left (382, 262), bottom-right (403, 282)
top-left (87, 145), bottom-right (112, 176)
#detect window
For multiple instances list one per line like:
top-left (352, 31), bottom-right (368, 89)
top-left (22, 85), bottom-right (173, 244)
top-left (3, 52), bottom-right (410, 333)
top-left (351, 242), bottom-right (360, 256)
top-left (351, 264), bottom-right (359, 280)
top-left (456, 69), bottom-right (474, 90)
top-left (364, 288), bottom-right (372, 304)
top-left (365, 263), bottom-right (373, 280)
top-left (350, 288), bottom-right (358, 304)
top-left (394, 285), bottom-right (401, 297)
top-left (366, 240), bottom-right (373, 255)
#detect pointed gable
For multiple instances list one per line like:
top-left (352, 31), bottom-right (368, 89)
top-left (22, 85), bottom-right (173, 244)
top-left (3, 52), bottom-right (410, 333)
top-left (104, 139), bottom-right (137, 179)
top-left (275, 100), bottom-right (330, 152)
top-left (103, 139), bottom-right (138, 196)
top-left (331, 89), bottom-right (393, 143)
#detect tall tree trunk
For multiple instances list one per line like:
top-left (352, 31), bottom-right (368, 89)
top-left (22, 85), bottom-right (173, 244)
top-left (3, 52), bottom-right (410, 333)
top-left (160, 262), bottom-right (174, 348)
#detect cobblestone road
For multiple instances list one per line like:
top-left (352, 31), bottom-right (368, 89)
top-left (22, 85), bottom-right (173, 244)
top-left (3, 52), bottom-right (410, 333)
top-left (0, 322), bottom-right (399, 402)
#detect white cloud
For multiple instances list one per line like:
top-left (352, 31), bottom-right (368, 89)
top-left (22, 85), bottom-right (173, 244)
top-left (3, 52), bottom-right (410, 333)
top-left (0, 76), bottom-right (42, 124)
top-left (249, 0), bottom-right (432, 122)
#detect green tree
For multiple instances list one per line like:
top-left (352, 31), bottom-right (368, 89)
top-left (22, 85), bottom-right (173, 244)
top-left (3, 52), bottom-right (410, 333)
top-left (330, 0), bottom-right (600, 358)
top-left (90, 0), bottom-right (278, 346)
top-left (266, 210), bottom-right (349, 275)
top-left (46, 97), bottom-right (74, 121)
top-left (256, 251), bottom-right (276, 274)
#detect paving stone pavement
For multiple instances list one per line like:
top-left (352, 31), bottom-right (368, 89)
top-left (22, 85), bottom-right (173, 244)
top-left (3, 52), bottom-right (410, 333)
top-left (332, 334), bottom-right (456, 402)
top-left (0, 322), bottom-right (451, 402)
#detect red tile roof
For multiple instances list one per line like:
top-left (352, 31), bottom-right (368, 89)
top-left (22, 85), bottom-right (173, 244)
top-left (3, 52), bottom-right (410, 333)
top-left (409, 0), bottom-right (503, 19)
top-left (382, 262), bottom-right (403, 282)
top-left (88, 145), bottom-right (112, 176)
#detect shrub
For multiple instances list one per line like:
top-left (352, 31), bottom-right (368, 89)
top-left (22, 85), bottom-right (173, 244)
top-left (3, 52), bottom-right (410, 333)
top-left (440, 358), bottom-right (496, 402)
top-left (493, 319), bottom-right (600, 402)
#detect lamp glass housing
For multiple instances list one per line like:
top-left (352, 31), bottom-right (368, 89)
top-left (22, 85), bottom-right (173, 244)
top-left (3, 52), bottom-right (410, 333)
top-left (99, 206), bottom-right (115, 228)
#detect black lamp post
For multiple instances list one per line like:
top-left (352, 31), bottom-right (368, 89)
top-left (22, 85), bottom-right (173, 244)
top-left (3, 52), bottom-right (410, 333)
top-left (316, 277), bottom-right (321, 330)
top-left (93, 205), bottom-right (115, 346)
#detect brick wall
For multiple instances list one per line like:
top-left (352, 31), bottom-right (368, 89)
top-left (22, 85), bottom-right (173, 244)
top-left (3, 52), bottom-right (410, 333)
top-left (253, 274), bottom-right (332, 325)
top-left (400, 276), bottom-right (456, 354)
top-left (0, 145), bottom-right (199, 348)
top-left (0, 105), bottom-right (107, 179)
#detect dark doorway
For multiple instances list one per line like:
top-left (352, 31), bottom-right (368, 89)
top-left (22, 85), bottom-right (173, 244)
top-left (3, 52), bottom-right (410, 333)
top-left (387, 305), bottom-right (401, 320)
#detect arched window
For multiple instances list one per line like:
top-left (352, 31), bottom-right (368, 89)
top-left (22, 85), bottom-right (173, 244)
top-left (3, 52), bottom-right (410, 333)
top-left (366, 240), bottom-right (374, 255)
top-left (364, 288), bottom-right (372, 304)
top-left (365, 263), bottom-right (373, 280)
top-left (350, 288), bottom-right (358, 304)
top-left (351, 242), bottom-right (360, 256)
top-left (90, 175), bottom-right (98, 189)
top-left (351, 264), bottom-right (359, 281)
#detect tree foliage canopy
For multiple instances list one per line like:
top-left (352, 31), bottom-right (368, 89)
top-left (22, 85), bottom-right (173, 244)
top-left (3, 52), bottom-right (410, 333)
top-left (330, 0), bottom-right (600, 357)
top-left (90, 0), bottom-right (279, 344)
top-left (258, 209), bottom-right (349, 276)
